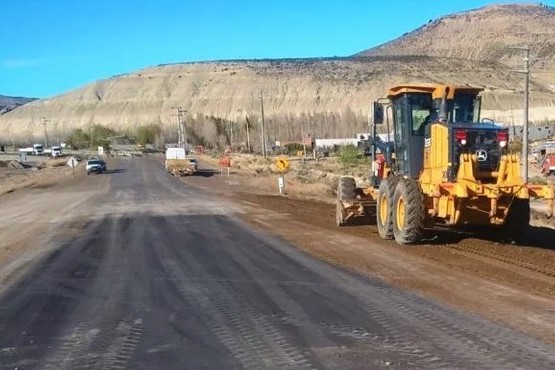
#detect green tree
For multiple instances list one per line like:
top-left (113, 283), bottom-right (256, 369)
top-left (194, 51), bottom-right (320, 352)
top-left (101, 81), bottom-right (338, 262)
top-left (91, 125), bottom-right (118, 147)
top-left (136, 124), bottom-right (162, 145)
top-left (338, 144), bottom-right (361, 166)
top-left (66, 128), bottom-right (90, 149)
top-left (65, 124), bottom-right (119, 149)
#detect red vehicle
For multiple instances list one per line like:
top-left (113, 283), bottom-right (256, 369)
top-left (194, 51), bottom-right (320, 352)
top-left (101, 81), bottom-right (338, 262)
top-left (541, 153), bottom-right (555, 176)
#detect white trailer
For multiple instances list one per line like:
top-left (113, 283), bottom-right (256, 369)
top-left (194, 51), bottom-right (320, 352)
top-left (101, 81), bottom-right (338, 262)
top-left (19, 143), bottom-right (44, 155)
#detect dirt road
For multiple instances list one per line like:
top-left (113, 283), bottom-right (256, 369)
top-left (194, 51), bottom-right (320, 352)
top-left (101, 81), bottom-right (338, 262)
top-left (1, 158), bottom-right (555, 369)
top-left (184, 158), bottom-right (555, 345)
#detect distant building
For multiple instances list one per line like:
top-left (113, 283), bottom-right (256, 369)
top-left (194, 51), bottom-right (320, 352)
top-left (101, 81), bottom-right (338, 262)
top-left (508, 124), bottom-right (553, 142)
top-left (315, 132), bottom-right (392, 149)
top-left (315, 138), bottom-right (359, 148)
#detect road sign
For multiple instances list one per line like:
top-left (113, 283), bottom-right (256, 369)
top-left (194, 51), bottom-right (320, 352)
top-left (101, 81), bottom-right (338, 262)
top-left (302, 133), bottom-right (312, 147)
top-left (275, 157), bottom-right (290, 172)
top-left (67, 157), bottom-right (79, 169)
top-left (219, 156), bottom-right (231, 168)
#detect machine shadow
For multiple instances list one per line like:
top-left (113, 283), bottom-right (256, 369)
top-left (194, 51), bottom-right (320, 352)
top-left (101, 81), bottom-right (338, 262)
top-left (355, 204), bottom-right (555, 250)
top-left (196, 168), bottom-right (219, 177)
top-left (104, 168), bottom-right (127, 175)
top-left (422, 224), bottom-right (555, 250)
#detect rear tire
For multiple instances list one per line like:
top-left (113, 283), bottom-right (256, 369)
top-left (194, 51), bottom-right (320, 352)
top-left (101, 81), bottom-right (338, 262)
top-left (503, 198), bottom-right (530, 243)
top-left (376, 176), bottom-right (398, 240)
top-left (392, 178), bottom-right (425, 244)
top-left (336, 200), bottom-right (346, 227)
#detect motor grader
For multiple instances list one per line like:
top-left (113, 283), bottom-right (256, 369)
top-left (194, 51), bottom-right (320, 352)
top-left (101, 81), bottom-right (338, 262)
top-left (336, 84), bottom-right (555, 244)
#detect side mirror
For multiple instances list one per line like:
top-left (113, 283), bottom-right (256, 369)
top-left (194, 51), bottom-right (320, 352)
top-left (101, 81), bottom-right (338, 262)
top-left (373, 102), bottom-right (384, 124)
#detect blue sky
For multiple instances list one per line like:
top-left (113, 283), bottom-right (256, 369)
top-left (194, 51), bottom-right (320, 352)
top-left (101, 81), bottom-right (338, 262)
top-left (1, 0), bottom-right (552, 98)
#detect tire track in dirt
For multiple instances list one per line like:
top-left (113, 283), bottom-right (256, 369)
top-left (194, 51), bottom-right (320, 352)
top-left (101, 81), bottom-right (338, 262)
top-left (153, 217), bottom-right (316, 370)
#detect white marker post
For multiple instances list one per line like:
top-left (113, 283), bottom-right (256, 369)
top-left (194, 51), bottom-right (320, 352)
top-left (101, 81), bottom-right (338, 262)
top-left (278, 175), bottom-right (285, 195)
top-left (67, 157), bottom-right (79, 176)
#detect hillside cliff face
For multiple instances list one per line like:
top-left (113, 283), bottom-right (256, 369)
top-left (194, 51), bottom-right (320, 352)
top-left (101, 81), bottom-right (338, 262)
top-left (3, 57), bottom-right (554, 141)
top-left (357, 3), bottom-right (555, 85)
top-left (1, 4), bottom-right (555, 143)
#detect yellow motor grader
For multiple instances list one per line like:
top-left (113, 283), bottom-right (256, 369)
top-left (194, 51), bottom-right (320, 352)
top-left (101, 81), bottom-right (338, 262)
top-left (336, 84), bottom-right (555, 244)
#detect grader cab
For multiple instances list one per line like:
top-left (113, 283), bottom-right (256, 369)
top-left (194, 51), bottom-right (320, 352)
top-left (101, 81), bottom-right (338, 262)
top-left (336, 84), bottom-right (555, 244)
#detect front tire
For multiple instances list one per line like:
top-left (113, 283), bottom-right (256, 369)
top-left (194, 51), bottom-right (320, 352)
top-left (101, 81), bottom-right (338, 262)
top-left (392, 178), bottom-right (425, 244)
top-left (376, 176), bottom-right (398, 240)
top-left (337, 176), bottom-right (356, 201)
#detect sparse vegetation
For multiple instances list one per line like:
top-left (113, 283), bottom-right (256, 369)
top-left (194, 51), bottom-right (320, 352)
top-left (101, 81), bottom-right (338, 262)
top-left (66, 125), bottom-right (119, 149)
top-left (338, 144), bottom-right (367, 167)
top-left (135, 124), bottom-right (162, 146)
top-left (509, 139), bottom-right (523, 154)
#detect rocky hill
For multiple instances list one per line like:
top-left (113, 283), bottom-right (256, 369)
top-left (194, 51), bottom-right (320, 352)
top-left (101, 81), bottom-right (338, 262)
top-left (0, 95), bottom-right (37, 115)
top-left (357, 3), bottom-right (555, 85)
top-left (1, 3), bottom-right (555, 144)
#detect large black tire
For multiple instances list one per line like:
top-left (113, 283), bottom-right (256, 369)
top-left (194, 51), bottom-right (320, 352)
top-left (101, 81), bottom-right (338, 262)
top-left (502, 198), bottom-right (530, 243)
top-left (336, 176), bottom-right (356, 227)
top-left (376, 176), bottom-right (398, 240)
top-left (337, 176), bottom-right (356, 201)
top-left (392, 178), bottom-right (425, 244)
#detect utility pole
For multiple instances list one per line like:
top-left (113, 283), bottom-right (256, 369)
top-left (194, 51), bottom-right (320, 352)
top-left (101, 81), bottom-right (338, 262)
top-left (172, 106), bottom-right (187, 150)
top-left (55, 123), bottom-right (60, 146)
top-left (229, 120), bottom-right (234, 148)
top-left (245, 118), bottom-right (251, 153)
top-left (260, 90), bottom-right (267, 157)
top-left (511, 45), bottom-right (530, 182)
top-left (41, 117), bottom-right (49, 148)
top-left (8, 123), bottom-right (15, 151)
top-left (90, 125), bottom-right (94, 149)
top-left (301, 120), bottom-right (307, 158)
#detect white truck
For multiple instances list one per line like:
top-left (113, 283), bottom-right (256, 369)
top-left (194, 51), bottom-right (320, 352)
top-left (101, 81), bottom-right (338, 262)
top-left (165, 148), bottom-right (198, 176)
top-left (51, 146), bottom-right (62, 157)
top-left (19, 143), bottom-right (44, 155)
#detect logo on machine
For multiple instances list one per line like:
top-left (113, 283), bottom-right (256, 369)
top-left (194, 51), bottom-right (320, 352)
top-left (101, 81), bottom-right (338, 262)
top-left (476, 149), bottom-right (488, 161)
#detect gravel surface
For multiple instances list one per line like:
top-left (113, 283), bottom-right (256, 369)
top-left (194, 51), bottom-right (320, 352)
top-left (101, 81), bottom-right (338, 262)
top-left (0, 157), bottom-right (554, 369)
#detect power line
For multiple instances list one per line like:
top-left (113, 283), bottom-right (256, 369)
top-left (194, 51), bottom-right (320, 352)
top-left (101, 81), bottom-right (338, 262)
top-left (260, 90), bottom-right (267, 158)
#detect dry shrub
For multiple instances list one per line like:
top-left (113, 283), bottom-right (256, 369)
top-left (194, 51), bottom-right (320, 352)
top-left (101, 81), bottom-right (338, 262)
top-left (44, 158), bottom-right (68, 168)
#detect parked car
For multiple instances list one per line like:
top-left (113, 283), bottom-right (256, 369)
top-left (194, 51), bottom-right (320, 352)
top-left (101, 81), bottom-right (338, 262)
top-left (86, 159), bottom-right (107, 175)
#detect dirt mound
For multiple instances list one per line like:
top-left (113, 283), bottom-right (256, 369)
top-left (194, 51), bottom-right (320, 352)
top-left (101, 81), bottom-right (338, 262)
top-left (44, 158), bottom-right (68, 168)
top-left (7, 161), bottom-right (24, 169)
